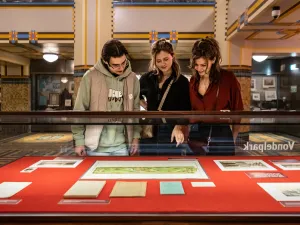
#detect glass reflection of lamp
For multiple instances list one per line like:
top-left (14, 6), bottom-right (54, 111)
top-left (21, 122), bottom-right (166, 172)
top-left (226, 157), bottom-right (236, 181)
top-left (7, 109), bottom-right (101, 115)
top-left (290, 64), bottom-right (299, 71)
top-left (252, 55), bottom-right (268, 62)
top-left (61, 77), bottom-right (68, 83)
top-left (43, 53), bottom-right (58, 63)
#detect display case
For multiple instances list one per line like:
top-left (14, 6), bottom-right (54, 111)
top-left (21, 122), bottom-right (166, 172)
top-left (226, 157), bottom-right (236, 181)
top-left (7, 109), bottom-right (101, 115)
top-left (1, 111), bottom-right (300, 224)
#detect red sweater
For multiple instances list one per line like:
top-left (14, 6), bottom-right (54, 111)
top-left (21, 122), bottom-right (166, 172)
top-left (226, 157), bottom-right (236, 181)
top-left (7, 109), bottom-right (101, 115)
top-left (189, 69), bottom-right (244, 111)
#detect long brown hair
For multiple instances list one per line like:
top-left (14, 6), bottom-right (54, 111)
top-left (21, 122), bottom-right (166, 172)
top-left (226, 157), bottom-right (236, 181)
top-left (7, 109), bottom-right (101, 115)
top-left (189, 37), bottom-right (222, 84)
top-left (149, 39), bottom-right (181, 81)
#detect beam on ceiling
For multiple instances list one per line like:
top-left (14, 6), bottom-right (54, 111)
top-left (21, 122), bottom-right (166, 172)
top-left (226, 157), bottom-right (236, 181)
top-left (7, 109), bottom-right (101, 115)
top-left (0, 49), bottom-right (30, 67)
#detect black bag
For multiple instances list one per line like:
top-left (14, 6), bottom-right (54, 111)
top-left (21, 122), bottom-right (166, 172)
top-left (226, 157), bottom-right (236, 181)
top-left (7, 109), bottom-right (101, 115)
top-left (188, 84), bottom-right (235, 156)
top-left (188, 124), bottom-right (235, 156)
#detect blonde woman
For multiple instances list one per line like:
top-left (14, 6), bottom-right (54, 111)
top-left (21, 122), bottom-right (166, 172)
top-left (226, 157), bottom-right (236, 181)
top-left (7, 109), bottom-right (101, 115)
top-left (139, 39), bottom-right (191, 155)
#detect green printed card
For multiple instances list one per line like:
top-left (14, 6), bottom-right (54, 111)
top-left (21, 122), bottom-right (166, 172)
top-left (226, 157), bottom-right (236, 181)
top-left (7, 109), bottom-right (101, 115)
top-left (160, 181), bottom-right (185, 195)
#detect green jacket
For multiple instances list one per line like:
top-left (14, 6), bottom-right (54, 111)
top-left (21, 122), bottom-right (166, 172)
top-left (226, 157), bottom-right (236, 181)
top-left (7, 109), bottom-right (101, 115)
top-left (72, 60), bottom-right (140, 152)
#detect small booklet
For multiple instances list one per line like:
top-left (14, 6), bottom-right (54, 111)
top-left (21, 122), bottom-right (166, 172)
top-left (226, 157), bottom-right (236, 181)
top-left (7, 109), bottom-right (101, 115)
top-left (64, 181), bottom-right (106, 199)
top-left (160, 181), bottom-right (185, 195)
top-left (110, 181), bottom-right (147, 197)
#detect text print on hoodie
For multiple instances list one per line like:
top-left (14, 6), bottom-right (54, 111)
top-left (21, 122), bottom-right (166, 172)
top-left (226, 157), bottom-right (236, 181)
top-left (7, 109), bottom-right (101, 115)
top-left (71, 59), bottom-right (141, 153)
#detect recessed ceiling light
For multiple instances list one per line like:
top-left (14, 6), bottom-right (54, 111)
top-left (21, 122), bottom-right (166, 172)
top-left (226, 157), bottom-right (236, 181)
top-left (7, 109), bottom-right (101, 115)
top-left (252, 55), bottom-right (268, 62)
top-left (43, 53), bottom-right (58, 63)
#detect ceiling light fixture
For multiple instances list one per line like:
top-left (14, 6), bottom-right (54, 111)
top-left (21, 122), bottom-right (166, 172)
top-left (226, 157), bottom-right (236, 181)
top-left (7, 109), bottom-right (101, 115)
top-left (43, 53), bottom-right (58, 63)
top-left (252, 55), bottom-right (268, 62)
top-left (61, 77), bottom-right (68, 83)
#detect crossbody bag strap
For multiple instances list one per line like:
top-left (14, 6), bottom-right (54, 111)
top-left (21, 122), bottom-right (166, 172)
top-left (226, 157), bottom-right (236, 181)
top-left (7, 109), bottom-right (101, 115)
top-left (207, 84), bottom-right (220, 147)
top-left (157, 78), bottom-right (174, 111)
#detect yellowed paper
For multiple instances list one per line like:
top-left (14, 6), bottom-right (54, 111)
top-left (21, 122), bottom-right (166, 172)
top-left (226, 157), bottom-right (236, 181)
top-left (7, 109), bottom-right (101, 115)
top-left (64, 181), bottom-right (106, 199)
top-left (110, 181), bottom-right (147, 197)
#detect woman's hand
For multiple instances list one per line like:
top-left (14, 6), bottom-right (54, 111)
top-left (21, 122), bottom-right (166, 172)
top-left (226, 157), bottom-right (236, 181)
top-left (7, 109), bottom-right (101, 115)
top-left (171, 125), bottom-right (185, 147)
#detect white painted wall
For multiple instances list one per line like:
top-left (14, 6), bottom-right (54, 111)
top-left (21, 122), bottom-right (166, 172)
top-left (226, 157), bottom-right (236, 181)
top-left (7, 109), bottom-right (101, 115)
top-left (227, 0), bottom-right (255, 27)
top-left (0, 8), bottom-right (73, 32)
top-left (114, 7), bottom-right (214, 32)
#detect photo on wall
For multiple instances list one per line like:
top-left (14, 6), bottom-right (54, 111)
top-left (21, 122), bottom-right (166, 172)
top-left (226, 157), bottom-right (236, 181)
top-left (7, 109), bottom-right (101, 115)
top-left (251, 78), bottom-right (256, 91)
top-left (263, 77), bottom-right (276, 88)
top-left (280, 77), bottom-right (289, 88)
top-left (69, 81), bottom-right (74, 94)
top-left (49, 93), bottom-right (60, 106)
top-left (252, 93), bottom-right (260, 101)
top-left (265, 91), bottom-right (277, 101)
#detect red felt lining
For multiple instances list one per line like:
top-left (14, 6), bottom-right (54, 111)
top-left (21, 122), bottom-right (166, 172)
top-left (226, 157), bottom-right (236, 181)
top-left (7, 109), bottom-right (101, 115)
top-left (0, 156), bottom-right (300, 214)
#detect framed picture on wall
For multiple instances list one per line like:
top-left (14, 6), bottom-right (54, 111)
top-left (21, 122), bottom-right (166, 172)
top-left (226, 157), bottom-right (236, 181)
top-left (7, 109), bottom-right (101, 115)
top-left (69, 81), bottom-right (74, 94)
top-left (265, 91), bottom-right (277, 101)
top-left (65, 99), bottom-right (72, 107)
top-left (49, 93), bottom-right (60, 106)
top-left (252, 93), bottom-right (260, 101)
top-left (280, 77), bottom-right (289, 88)
top-left (251, 78), bottom-right (256, 91)
top-left (263, 77), bottom-right (276, 88)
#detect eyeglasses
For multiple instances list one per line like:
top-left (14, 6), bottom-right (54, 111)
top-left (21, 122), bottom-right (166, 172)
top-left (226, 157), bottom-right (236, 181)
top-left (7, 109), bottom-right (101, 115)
top-left (107, 58), bottom-right (128, 70)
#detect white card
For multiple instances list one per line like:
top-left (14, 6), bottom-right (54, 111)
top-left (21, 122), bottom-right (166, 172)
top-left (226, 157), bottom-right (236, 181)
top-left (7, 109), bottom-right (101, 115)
top-left (0, 182), bottom-right (32, 198)
top-left (21, 167), bottom-right (37, 173)
top-left (191, 182), bottom-right (216, 187)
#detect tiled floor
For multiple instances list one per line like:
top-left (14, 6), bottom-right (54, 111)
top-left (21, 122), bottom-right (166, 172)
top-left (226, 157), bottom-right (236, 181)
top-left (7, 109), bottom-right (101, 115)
top-left (0, 132), bottom-right (75, 167)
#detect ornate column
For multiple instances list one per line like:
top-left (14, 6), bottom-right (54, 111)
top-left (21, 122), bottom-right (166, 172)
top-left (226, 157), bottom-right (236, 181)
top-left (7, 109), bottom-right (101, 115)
top-left (215, 0), bottom-right (252, 111)
top-left (73, 0), bottom-right (113, 99)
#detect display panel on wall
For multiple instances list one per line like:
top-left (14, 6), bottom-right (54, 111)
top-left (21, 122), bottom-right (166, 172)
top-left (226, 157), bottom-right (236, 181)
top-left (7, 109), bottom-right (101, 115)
top-left (251, 78), bottom-right (256, 91)
top-left (38, 75), bottom-right (61, 107)
top-left (263, 77), bottom-right (276, 89)
top-left (265, 91), bottom-right (277, 101)
top-left (37, 75), bottom-right (73, 110)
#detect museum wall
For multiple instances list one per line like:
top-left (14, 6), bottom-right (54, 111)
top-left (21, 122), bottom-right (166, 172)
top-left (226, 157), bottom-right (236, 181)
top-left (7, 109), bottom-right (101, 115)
top-left (30, 59), bottom-right (74, 132)
top-left (251, 57), bottom-right (300, 110)
top-left (114, 6), bottom-right (214, 33)
top-left (0, 7), bottom-right (73, 32)
top-left (227, 0), bottom-right (254, 28)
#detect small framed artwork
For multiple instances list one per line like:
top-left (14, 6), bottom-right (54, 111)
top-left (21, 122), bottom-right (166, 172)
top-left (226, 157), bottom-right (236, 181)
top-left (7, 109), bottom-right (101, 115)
top-left (68, 81), bottom-right (74, 94)
top-left (290, 85), bottom-right (297, 93)
top-left (263, 77), bottom-right (276, 88)
top-left (49, 93), bottom-right (60, 106)
top-left (251, 78), bottom-right (256, 91)
top-left (65, 99), bottom-right (72, 107)
top-left (280, 77), bottom-right (289, 88)
top-left (252, 93), bottom-right (260, 101)
top-left (261, 118), bottom-right (275, 123)
top-left (265, 91), bottom-right (277, 101)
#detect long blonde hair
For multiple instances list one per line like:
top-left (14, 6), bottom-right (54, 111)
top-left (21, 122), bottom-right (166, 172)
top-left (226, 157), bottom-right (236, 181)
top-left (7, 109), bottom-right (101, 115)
top-left (149, 39), bottom-right (181, 81)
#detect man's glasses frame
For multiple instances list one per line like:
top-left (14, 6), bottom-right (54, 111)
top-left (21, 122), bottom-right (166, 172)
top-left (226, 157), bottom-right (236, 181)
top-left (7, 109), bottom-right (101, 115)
top-left (106, 58), bottom-right (128, 70)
